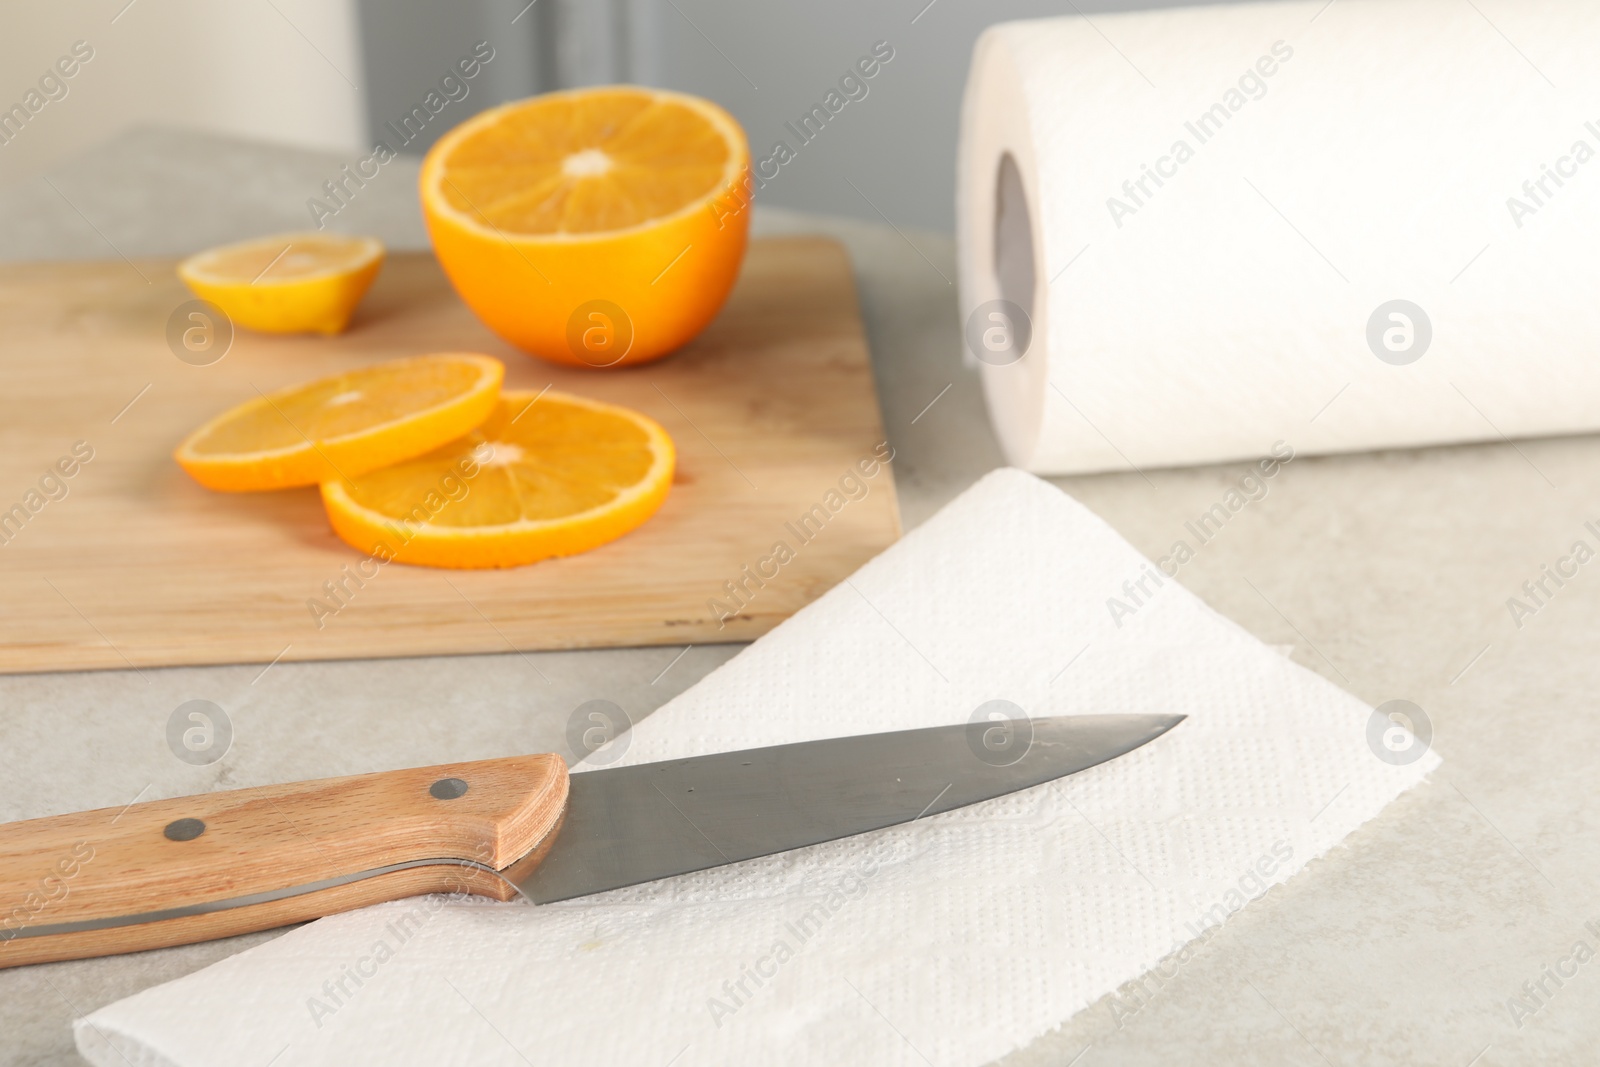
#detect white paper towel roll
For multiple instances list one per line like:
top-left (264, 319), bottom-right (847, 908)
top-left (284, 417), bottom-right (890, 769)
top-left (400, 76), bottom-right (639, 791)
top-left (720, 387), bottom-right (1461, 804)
top-left (959, 0), bottom-right (1600, 474)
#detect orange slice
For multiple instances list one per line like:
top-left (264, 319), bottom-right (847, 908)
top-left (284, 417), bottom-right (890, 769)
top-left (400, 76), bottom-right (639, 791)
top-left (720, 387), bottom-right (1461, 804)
top-left (175, 354), bottom-right (504, 492)
top-left (178, 233), bottom-right (385, 335)
top-left (420, 86), bottom-right (750, 368)
top-left (319, 390), bottom-right (675, 568)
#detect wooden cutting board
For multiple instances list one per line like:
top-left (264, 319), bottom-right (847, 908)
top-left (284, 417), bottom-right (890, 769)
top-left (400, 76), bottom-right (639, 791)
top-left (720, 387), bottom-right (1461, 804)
top-left (0, 237), bottom-right (900, 674)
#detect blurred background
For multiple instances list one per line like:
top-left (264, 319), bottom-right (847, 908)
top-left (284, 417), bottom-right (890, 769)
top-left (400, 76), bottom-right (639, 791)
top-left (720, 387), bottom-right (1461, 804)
top-left (2, 0), bottom-right (1231, 232)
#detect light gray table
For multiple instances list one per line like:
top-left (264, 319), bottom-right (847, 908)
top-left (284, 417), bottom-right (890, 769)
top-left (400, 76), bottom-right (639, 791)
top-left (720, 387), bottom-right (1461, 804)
top-left (3, 128), bottom-right (1596, 1067)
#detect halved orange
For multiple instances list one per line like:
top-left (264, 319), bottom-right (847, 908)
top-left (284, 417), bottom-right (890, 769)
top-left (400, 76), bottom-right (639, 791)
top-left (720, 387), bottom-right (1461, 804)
top-left (178, 233), bottom-right (385, 335)
top-left (319, 390), bottom-right (675, 568)
top-left (175, 354), bottom-right (504, 492)
top-left (420, 86), bottom-right (751, 368)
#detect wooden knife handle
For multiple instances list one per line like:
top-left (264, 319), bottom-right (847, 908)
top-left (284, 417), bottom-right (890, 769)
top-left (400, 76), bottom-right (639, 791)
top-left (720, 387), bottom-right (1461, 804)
top-left (0, 754), bottom-right (568, 969)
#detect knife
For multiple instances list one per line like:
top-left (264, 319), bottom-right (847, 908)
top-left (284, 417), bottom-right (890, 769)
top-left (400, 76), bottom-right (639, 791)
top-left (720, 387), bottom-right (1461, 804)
top-left (0, 713), bottom-right (1182, 968)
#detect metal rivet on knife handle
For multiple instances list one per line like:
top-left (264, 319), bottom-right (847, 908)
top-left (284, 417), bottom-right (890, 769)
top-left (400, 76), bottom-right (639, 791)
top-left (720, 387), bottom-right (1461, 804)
top-left (163, 818), bottom-right (205, 842)
top-left (429, 778), bottom-right (469, 800)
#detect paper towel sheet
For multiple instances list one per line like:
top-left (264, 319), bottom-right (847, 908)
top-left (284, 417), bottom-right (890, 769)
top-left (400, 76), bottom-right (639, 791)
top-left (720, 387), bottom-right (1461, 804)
top-left (958, 0), bottom-right (1600, 473)
top-left (77, 470), bottom-right (1437, 1066)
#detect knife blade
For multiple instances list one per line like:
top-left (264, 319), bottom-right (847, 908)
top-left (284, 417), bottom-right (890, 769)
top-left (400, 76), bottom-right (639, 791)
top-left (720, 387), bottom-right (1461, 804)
top-left (0, 713), bottom-right (1182, 968)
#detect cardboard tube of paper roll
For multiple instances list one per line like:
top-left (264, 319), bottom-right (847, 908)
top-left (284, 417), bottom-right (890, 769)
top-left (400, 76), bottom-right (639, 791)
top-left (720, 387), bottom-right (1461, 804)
top-left (958, 0), bottom-right (1600, 474)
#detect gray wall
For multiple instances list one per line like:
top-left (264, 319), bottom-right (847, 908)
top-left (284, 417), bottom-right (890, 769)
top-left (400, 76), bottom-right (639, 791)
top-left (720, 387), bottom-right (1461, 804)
top-left (357, 0), bottom-right (1255, 231)
top-left (355, 0), bottom-right (541, 157)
